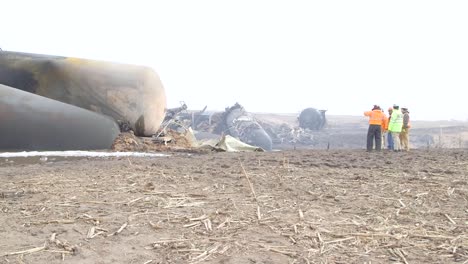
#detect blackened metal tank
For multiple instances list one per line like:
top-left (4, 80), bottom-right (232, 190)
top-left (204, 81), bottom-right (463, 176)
top-left (298, 108), bottom-right (327, 130)
top-left (0, 51), bottom-right (166, 136)
top-left (0, 84), bottom-right (120, 151)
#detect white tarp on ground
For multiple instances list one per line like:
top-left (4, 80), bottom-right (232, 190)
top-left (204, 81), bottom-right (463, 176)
top-left (199, 135), bottom-right (264, 152)
top-left (0, 151), bottom-right (168, 158)
top-left (185, 128), bottom-right (262, 152)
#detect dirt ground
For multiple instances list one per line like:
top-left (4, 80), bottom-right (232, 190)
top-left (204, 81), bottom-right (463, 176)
top-left (1, 149), bottom-right (467, 264)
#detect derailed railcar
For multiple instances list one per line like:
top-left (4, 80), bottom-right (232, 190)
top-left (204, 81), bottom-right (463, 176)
top-left (0, 84), bottom-right (120, 151)
top-left (0, 51), bottom-right (166, 137)
top-left (298, 108), bottom-right (327, 130)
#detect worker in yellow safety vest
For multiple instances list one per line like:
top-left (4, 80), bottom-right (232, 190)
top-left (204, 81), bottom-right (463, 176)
top-left (388, 105), bottom-right (404, 151)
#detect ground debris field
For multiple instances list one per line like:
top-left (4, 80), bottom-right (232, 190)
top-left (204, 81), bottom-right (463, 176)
top-left (1, 149), bottom-right (467, 264)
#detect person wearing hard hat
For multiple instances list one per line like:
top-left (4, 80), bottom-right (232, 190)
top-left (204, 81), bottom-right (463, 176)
top-left (399, 108), bottom-right (411, 151)
top-left (386, 107), bottom-right (394, 150)
top-left (364, 105), bottom-right (386, 151)
top-left (388, 105), bottom-right (404, 151)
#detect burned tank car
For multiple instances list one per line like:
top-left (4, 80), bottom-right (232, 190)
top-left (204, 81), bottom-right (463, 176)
top-left (0, 84), bottom-right (120, 151)
top-left (0, 51), bottom-right (166, 136)
top-left (298, 108), bottom-right (327, 130)
top-left (215, 103), bottom-right (272, 151)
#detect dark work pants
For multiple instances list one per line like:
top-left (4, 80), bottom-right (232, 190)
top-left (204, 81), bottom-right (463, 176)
top-left (367, 124), bottom-right (382, 151)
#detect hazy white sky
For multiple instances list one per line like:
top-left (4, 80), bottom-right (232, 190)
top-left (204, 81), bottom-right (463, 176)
top-left (1, 0), bottom-right (467, 121)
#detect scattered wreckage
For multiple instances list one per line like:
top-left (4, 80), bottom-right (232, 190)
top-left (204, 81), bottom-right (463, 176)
top-left (153, 103), bottom-right (271, 151)
top-left (0, 51), bottom-right (166, 150)
top-left (153, 103), bottom-right (331, 151)
top-left (213, 103), bottom-right (272, 151)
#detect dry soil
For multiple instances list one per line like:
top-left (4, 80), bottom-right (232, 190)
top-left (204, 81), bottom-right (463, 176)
top-left (1, 149), bottom-right (467, 264)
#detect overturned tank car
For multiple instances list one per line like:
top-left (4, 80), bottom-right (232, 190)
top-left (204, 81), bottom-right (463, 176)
top-left (0, 51), bottom-right (167, 151)
top-left (298, 108), bottom-right (327, 130)
top-left (214, 103), bottom-right (272, 151)
top-left (0, 84), bottom-right (120, 151)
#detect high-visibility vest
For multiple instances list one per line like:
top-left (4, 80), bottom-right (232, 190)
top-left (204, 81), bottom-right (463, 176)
top-left (364, 110), bottom-right (385, 125)
top-left (388, 109), bottom-right (403, 132)
top-left (382, 114), bottom-right (389, 131)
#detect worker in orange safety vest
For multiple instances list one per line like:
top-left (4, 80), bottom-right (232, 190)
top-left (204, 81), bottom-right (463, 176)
top-left (364, 105), bottom-right (386, 151)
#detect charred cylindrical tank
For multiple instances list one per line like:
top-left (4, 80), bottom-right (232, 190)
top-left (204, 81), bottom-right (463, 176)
top-left (298, 108), bottom-right (327, 130)
top-left (0, 51), bottom-right (166, 136)
top-left (0, 84), bottom-right (120, 151)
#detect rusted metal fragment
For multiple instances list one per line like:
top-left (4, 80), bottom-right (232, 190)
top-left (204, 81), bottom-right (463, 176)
top-left (0, 84), bottom-right (120, 151)
top-left (0, 51), bottom-right (166, 136)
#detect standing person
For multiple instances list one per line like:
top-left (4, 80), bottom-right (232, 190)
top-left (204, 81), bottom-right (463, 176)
top-left (388, 105), bottom-right (404, 151)
top-left (381, 109), bottom-right (388, 149)
top-left (400, 108), bottom-right (411, 151)
top-left (386, 107), bottom-right (394, 150)
top-left (364, 105), bottom-right (386, 151)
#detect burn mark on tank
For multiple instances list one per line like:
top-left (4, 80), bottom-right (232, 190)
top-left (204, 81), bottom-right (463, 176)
top-left (135, 115), bottom-right (146, 136)
top-left (0, 65), bottom-right (38, 94)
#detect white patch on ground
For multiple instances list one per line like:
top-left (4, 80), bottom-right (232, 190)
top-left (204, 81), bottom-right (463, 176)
top-left (0, 151), bottom-right (168, 158)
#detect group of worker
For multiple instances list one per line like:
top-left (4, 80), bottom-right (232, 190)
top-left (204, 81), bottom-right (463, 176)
top-left (364, 105), bottom-right (411, 152)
